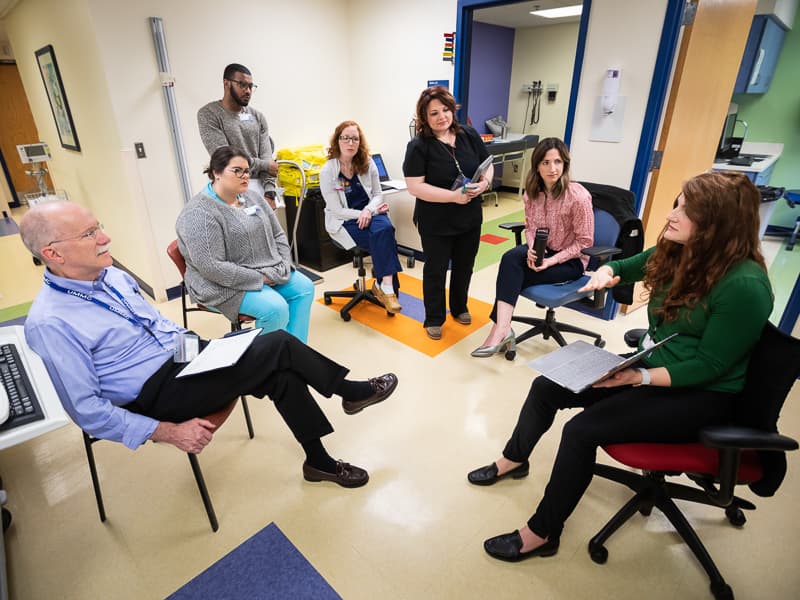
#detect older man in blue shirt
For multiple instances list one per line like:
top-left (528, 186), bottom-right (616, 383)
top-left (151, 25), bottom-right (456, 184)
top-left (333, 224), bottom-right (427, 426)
top-left (20, 201), bottom-right (398, 488)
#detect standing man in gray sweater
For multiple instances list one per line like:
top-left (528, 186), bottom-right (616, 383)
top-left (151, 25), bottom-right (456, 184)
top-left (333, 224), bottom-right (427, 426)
top-left (197, 63), bottom-right (279, 207)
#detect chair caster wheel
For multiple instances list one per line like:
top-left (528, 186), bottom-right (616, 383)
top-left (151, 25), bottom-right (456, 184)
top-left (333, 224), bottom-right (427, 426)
top-left (594, 339), bottom-right (606, 348)
top-left (324, 296), bottom-right (332, 305)
top-left (638, 506), bottom-right (653, 517)
top-left (33, 256), bottom-right (43, 266)
top-left (589, 543), bottom-right (608, 564)
top-left (725, 505), bottom-right (746, 527)
top-left (504, 350), bottom-right (516, 361)
top-left (387, 311), bottom-right (395, 317)
top-left (407, 257), bottom-right (415, 268)
top-left (353, 280), bottom-right (361, 291)
top-left (710, 581), bottom-right (734, 600)
top-left (340, 312), bottom-right (351, 322)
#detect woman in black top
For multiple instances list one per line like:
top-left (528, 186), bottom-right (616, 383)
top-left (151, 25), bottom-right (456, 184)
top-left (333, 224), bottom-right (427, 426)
top-left (403, 86), bottom-right (493, 340)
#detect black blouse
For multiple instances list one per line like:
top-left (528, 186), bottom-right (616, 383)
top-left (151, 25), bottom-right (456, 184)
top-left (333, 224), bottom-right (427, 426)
top-left (402, 125), bottom-right (490, 236)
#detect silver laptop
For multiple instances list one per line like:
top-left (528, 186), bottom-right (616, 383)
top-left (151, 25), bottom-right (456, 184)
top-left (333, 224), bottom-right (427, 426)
top-left (528, 333), bottom-right (677, 393)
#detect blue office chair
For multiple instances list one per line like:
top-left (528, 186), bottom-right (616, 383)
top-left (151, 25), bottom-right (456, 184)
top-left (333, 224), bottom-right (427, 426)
top-left (499, 186), bottom-right (633, 360)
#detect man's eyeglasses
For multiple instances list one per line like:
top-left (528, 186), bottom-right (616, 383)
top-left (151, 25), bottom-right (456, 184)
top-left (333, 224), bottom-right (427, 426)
top-left (49, 224), bottom-right (105, 245)
top-left (228, 167), bottom-right (252, 179)
top-left (226, 79), bottom-right (257, 91)
top-left (339, 135), bottom-right (360, 144)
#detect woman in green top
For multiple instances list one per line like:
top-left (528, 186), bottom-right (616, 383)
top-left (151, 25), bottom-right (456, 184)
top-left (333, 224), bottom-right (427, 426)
top-left (466, 171), bottom-right (773, 562)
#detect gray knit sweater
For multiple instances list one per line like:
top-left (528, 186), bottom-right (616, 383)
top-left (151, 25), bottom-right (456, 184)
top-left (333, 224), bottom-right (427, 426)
top-left (175, 187), bottom-right (293, 322)
top-left (197, 101), bottom-right (276, 194)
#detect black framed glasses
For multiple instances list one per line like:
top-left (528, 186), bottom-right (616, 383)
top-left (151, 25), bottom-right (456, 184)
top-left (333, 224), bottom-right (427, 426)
top-left (228, 167), bottom-right (252, 179)
top-left (49, 224), bottom-right (104, 245)
top-left (339, 135), bottom-right (360, 144)
top-left (226, 78), bottom-right (257, 91)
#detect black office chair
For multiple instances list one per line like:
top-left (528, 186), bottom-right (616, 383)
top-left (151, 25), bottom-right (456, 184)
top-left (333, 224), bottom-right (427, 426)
top-left (323, 245), bottom-right (395, 321)
top-left (82, 398), bottom-right (252, 532)
top-left (589, 322), bottom-right (800, 600)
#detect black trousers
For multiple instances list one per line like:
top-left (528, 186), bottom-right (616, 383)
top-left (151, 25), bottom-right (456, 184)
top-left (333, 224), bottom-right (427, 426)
top-left (490, 244), bottom-right (584, 321)
top-left (419, 226), bottom-right (481, 327)
top-left (127, 330), bottom-right (348, 444)
top-left (502, 375), bottom-right (734, 540)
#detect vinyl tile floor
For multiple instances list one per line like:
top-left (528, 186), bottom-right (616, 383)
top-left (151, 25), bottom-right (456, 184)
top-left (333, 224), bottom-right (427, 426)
top-left (1, 196), bottom-right (799, 599)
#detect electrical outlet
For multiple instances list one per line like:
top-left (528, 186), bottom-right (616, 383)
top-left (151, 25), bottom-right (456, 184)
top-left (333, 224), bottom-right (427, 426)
top-left (521, 83), bottom-right (534, 93)
top-left (134, 143), bottom-right (146, 159)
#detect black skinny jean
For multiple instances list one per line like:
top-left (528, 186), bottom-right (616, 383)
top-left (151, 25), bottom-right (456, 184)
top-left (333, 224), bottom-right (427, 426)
top-left (503, 375), bottom-right (735, 540)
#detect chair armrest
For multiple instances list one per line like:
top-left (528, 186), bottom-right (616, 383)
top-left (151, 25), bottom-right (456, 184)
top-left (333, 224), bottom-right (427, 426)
top-left (499, 222), bottom-right (525, 246)
top-left (623, 328), bottom-right (647, 348)
top-left (581, 245), bottom-right (621, 262)
top-left (700, 426), bottom-right (799, 452)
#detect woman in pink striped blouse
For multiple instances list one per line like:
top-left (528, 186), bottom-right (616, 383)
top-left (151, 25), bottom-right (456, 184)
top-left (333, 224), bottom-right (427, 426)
top-left (472, 138), bottom-right (594, 357)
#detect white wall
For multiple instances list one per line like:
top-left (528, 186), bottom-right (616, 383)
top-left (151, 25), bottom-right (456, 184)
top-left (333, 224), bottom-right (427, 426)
top-left (568, 0), bottom-right (668, 188)
top-left (506, 22), bottom-right (579, 140)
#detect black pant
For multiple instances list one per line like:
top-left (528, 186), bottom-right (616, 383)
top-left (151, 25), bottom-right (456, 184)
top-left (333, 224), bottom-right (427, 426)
top-left (502, 375), bottom-right (734, 540)
top-left (419, 227), bottom-right (481, 327)
top-left (127, 330), bottom-right (348, 444)
top-left (490, 244), bottom-right (584, 321)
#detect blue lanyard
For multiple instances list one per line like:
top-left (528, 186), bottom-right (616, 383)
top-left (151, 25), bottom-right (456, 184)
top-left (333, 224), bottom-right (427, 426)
top-left (44, 274), bottom-right (167, 349)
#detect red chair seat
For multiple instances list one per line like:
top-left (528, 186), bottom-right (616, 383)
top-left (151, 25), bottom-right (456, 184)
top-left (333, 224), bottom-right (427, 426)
top-left (603, 443), bottom-right (763, 483)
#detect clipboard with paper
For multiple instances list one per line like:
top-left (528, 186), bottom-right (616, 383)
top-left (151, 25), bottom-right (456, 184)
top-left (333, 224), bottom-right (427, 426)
top-left (176, 328), bottom-right (262, 378)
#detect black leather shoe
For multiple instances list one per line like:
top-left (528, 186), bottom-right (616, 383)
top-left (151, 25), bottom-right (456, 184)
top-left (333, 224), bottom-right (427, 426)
top-left (484, 531), bottom-right (559, 562)
top-left (302, 460), bottom-right (369, 488)
top-left (467, 461), bottom-right (530, 486)
top-left (342, 373), bottom-right (398, 415)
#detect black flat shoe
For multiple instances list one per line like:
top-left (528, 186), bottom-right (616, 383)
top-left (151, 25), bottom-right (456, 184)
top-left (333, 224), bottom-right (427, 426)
top-left (484, 531), bottom-right (559, 562)
top-left (467, 461), bottom-right (530, 486)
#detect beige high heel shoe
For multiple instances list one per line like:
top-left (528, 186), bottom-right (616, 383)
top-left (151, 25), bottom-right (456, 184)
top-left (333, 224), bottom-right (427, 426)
top-left (471, 329), bottom-right (516, 358)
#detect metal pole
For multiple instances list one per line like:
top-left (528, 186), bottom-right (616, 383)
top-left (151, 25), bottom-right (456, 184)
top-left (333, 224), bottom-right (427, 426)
top-left (150, 17), bottom-right (193, 205)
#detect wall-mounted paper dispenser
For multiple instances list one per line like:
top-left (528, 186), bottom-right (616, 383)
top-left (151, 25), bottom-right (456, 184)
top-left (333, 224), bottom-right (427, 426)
top-left (601, 68), bottom-right (621, 115)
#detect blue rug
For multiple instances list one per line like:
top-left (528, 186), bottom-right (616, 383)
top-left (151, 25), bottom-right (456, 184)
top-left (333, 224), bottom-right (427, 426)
top-left (167, 523), bottom-right (340, 600)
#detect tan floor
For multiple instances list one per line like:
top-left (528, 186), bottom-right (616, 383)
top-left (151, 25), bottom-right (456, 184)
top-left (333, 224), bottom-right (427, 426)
top-left (1, 195), bottom-right (798, 599)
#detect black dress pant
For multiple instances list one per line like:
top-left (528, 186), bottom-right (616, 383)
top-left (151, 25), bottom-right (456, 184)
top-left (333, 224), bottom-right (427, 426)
top-left (503, 375), bottom-right (734, 540)
top-left (490, 244), bottom-right (584, 321)
top-left (419, 226), bottom-right (481, 327)
top-left (127, 330), bottom-right (348, 444)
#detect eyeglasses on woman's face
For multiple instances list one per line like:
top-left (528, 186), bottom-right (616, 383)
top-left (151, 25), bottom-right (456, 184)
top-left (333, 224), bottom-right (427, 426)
top-left (227, 166), bottom-right (252, 179)
top-left (339, 135), bottom-right (360, 144)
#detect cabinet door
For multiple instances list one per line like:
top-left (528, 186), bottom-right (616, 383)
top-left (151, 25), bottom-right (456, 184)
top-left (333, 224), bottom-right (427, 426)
top-left (734, 15), bottom-right (787, 94)
top-left (747, 17), bottom-right (785, 93)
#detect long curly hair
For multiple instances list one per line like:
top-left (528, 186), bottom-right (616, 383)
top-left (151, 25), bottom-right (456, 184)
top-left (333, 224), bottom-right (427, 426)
top-left (414, 86), bottom-right (463, 138)
top-left (524, 137), bottom-right (571, 200)
top-left (644, 171), bottom-right (766, 323)
top-left (327, 120), bottom-right (371, 175)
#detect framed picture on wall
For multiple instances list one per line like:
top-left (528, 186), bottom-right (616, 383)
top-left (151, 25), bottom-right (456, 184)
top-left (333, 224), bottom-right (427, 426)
top-left (34, 44), bottom-right (80, 152)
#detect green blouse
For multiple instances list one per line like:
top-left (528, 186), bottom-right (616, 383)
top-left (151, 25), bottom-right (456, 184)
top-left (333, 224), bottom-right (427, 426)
top-left (607, 247), bottom-right (773, 393)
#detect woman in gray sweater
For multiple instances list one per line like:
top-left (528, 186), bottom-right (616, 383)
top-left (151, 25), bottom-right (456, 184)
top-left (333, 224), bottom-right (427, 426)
top-left (176, 146), bottom-right (314, 342)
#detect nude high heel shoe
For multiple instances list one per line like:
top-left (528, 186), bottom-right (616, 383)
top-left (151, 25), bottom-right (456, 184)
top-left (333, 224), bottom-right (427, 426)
top-left (471, 329), bottom-right (516, 358)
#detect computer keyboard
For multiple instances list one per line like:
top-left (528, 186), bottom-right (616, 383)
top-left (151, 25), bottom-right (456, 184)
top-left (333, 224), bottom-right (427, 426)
top-left (0, 343), bottom-right (44, 431)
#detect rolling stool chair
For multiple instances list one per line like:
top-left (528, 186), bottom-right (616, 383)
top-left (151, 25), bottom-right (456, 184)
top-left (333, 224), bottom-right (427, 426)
top-left (323, 246), bottom-right (395, 321)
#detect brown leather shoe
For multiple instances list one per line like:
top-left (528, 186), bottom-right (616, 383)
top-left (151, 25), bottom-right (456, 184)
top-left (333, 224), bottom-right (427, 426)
top-left (303, 460), bottom-right (369, 488)
top-left (342, 373), bottom-right (398, 415)
top-left (372, 282), bottom-right (402, 313)
top-left (455, 312), bottom-right (472, 325)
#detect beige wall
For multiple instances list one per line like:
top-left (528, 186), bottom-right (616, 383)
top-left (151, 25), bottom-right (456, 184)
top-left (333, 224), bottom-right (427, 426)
top-left (569, 0), bottom-right (668, 189)
top-left (506, 22), bottom-right (579, 140)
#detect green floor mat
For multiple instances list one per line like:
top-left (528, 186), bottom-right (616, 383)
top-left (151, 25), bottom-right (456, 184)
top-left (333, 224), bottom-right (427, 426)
top-left (475, 209), bottom-right (524, 272)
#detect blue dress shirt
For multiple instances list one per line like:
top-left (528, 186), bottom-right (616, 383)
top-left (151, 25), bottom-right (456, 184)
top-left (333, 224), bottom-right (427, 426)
top-left (24, 267), bottom-right (182, 449)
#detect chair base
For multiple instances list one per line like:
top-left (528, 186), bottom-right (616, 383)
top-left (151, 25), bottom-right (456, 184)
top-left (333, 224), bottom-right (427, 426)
top-left (323, 286), bottom-right (394, 322)
top-left (506, 306), bottom-right (605, 360)
top-left (589, 463), bottom-right (742, 600)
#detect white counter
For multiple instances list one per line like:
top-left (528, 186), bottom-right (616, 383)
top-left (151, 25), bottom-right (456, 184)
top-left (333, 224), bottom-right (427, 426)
top-left (712, 141), bottom-right (784, 174)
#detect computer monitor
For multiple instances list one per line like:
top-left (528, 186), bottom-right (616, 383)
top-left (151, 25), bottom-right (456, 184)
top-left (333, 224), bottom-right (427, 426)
top-left (715, 105), bottom-right (739, 160)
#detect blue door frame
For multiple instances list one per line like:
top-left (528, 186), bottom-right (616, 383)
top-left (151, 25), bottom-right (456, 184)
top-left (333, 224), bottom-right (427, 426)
top-left (453, 0), bottom-right (686, 321)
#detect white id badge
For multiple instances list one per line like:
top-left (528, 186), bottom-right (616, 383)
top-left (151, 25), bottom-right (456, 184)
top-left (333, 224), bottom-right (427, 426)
top-left (239, 112), bottom-right (253, 121)
top-left (174, 332), bottom-right (200, 363)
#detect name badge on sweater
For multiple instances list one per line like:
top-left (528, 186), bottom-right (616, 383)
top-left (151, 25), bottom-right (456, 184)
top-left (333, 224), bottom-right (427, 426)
top-left (239, 112), bottom-right (253, 121)
top-left (244, 205), bottom-right (260, 216)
